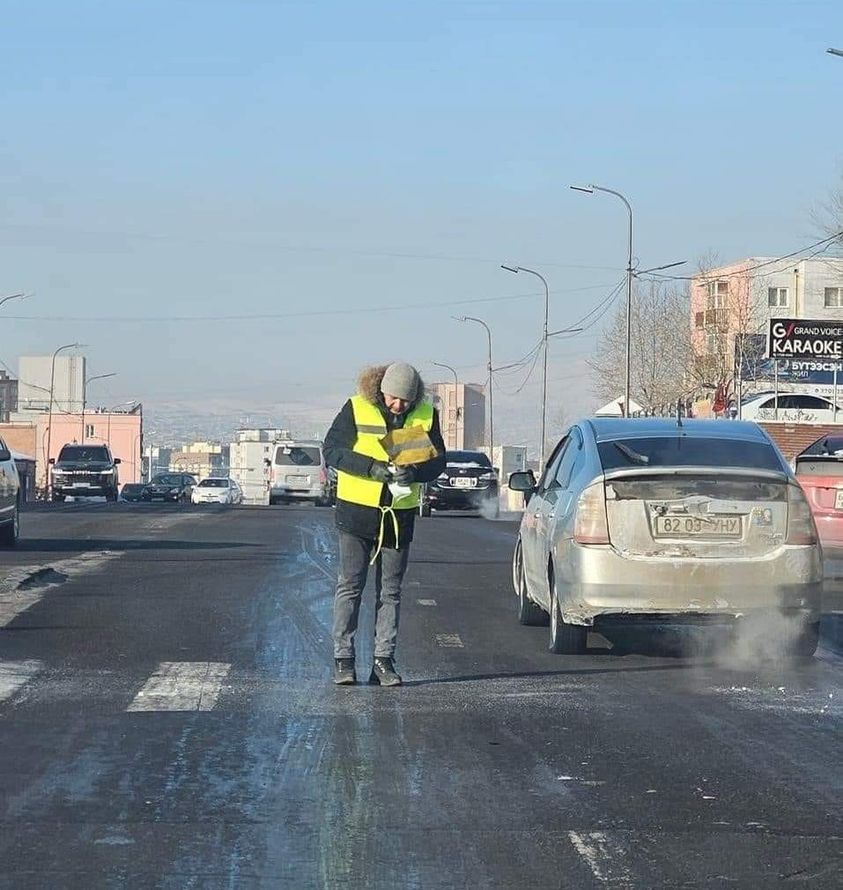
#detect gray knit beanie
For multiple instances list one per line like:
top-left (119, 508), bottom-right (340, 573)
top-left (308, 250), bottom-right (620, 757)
top-left (380, 362), bottom-right (420, 401)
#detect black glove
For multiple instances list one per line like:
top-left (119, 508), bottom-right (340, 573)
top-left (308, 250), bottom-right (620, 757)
top-left (368, 461), bottom-right (391, 483)
top-left (392, 466), bottom-right (416, 485)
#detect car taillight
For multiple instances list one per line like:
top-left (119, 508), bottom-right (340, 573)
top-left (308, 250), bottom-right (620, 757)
top-left (786, 483), bottom-right (818, 545)
top-left (574, 482), bottom-right (610, 545)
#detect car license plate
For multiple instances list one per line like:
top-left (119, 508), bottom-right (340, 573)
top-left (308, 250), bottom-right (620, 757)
top-left (835, 490), bottom-right (843, 510)
top-left (453, 477), bottom-right (475, 488)
top-left (653, 515), bottom-right (741, 538)
top-left (285, 475), bottom-right (309, 484)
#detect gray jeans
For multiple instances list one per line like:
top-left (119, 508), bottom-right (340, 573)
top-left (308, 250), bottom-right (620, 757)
top-left (332, 532), bottom-right (411, 660)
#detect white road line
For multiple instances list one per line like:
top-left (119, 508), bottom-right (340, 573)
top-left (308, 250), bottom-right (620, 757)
top-left (0, 660), bottom-right (43, 703)
top-left (127, 662), bottom-right (231, 712)
top-left (417, 599), bottom-right (437, 606)
top-left (568, 831), bottom-right (631, 887)
top-left (435, 633), bottom-right (464, 648)
top-left (0, 551), bottom-right (123, 628)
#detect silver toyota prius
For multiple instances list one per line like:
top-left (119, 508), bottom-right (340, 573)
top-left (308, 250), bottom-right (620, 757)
top-left (508, 418), bottom-right (822, 656)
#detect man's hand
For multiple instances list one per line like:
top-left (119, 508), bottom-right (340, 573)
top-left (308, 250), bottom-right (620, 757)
top-left (392, 466), bottom-right (416, 486)
top-left (368, 461), bottom-right (392, 483)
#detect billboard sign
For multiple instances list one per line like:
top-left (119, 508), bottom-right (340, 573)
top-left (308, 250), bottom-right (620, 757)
top-left (768, 318), bottom-right (843, 360)
top-left (738, 333), bottom-right (843, 385)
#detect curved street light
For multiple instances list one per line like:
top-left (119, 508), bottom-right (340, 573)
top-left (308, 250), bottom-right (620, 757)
top-left (45, 343), bottom-right (85, 498)
top-left (432, 361), bottom-right (460, 449)
top-left (455, 316), bottom-right (494, 467)
top-left (81, 373), bottom-right (117, 443)
top-left (571, 183), bottom-right (635, 417)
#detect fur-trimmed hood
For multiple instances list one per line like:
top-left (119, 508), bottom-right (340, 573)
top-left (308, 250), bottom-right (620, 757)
top-left (357, 364), bottom-right (426, 410)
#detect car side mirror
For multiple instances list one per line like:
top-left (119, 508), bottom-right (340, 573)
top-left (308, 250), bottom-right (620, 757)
top-left (0, 448), bottom-right (10, 462)
top-left (48, 457), bottom-right (56, 465)
top-left (114, 458), bottom-right (122, 465)
top-left (508, 470), bottom-right (536, 492)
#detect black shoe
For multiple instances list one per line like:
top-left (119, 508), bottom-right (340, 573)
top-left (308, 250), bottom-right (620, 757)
top-left (369, 657), bottom-right (402, 687)
top-left (333, 658), bottom-right (356, 685)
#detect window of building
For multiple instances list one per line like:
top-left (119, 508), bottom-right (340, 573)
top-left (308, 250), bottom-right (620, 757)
top-left (85, 424), bottom-right (95, 438)
top-left (706, 331), bottom-right (720, 354)
top-left (706, 280), bottom-right (728, 309)
top-left (768, 287), bottom-right (789, 308)
top-left (824, 287), bottom-right (843, 308)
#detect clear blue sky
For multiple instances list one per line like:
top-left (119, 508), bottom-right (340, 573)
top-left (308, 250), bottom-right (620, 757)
top-left (1, 0), bottom-right (842, 444)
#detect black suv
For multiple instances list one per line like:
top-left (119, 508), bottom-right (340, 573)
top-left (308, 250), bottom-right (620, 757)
top-left (50, 444), bottom-right (120, 502)
top-left (142, 473), bottom-right (197, 503)
top-left (424, 450), bottom-right (499, 517)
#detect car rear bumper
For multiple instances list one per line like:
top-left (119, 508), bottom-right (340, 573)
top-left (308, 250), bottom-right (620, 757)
top-left (427, 486), bottom-right (498, 510)
top-left (54, 485), bottom-right (112, 496)
top-left (271, 486), bottom-right (323, 499)
top-left (554, 540), bottom-right (823, 626)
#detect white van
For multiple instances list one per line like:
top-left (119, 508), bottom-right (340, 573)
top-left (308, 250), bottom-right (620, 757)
top-left (269, 440), bottom-right (330, 505)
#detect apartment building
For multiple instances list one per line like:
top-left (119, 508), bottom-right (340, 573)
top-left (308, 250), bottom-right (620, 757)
top-left (429, 382), bottom-right (486, 451)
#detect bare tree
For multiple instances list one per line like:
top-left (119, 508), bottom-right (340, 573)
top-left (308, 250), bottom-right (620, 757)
top-left (589, 279), bottom-right (691, 412)
top-left (812, 169), bottom-right (843, 251)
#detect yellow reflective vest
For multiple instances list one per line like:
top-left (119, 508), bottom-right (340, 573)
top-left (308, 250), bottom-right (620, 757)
top-left (336, 395), bottom-right (434, 511)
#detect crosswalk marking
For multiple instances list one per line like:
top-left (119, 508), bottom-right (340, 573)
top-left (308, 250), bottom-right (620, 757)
top-left (436, 633), bottom-right (464, 648)
top-left (0, 660), bottom-right (43, 703)
top-left (126, 662), bottom-right (231, 712)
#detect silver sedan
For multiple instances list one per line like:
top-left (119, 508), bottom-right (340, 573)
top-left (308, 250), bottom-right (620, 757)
top-left (509, 418), bottom-right (822, 656)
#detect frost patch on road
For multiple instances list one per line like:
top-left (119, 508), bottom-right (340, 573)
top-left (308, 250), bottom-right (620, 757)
top-left (435, 633), bottom-right (464, 648)
top-left (711, 684), bottom-right (840, 717)
top-left (0, 660), bottom-right (43, 703)
top-left (0, 551), bottom-right (123, 627)
top-left (127, 661), bottom-right (231, 712)
top-left (568, 831), bottom-right (632, 886)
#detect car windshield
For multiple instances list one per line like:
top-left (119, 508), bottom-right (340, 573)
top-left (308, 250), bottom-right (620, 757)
top-left (58, 446), bottom-right (110, 462)
top-left (597, 436), bottom-right (783, 472)
top-left (151, 474), bottom-right (182, 486)
top-left (199, 479), bottom-right (229, 488)
top-left (275, 446), bottom-right (320, 466)
top-left (446, 451), bottom-right (491, 467)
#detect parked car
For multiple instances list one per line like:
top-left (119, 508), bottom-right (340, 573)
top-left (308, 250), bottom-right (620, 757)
top-left (740, 391), bottom-right (843, 424)
top-left (424, 450), bottom-right (499, 517)
top-left (50, 444), bottom-right (120, 502)
top-left (269, 440), bottom-right (331, 505)
top-left (191, 477), bottom-right (243, 505)
top-left (0, 436), bottom-right (20, 545)
top-left (142, 473), bottom-right (197, 503)
top-left (508, 418), bottom-right (822, 656)
top-left (794, 433), bottom-right (843, 547)
top-left (119, 483), bottom-right (146, 503)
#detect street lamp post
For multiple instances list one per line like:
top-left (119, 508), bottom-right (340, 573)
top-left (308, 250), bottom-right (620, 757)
top-left (571, 183), bottom-right (634, 417)
top-left (81, 373), bottom-right (116, 443)
top-left (0, 292), bottom-right (28, 310)
top-left (45, 342), bottom-right (84, 498)
top-left (828, 47), bottom-right (843, 57)
top-left (501, 264), bottom-right (551, 466)
top-left (432, 361), bottom-right (460, 450)
top-left (455, 316), bottom-right (494, 468)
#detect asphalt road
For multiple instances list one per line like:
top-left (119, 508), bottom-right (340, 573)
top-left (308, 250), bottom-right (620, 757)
top-left (1, 503), bottom-right (841, 889)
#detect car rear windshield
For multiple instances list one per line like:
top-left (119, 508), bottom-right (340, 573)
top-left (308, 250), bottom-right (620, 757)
top-left (446, 451), bottom-right (491, 467)
top-left (275, 446), bottom-right (320, 466)
top-left (58, 446), bottom-right (110, 462)
top-left (597, 436), bottom-right (783, 473)
top-left (199, 479), bottom-right (228, 488)
top-left (799, 435), bottom-right (843, 458)
top-left (152, 474), bottom-right (181, 486)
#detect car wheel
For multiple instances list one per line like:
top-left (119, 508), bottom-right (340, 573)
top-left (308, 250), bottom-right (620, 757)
top-left (514, 540), bottom-right (547, 626)
top-left (549, 571), bottom-right (587, 654)
top-left (791, 621), bottom-right (820, 658)
top-left (0, 504), bottom-right (19, 546)
top-left (420, 503), bottom-right (432, 517)
top-left (52, 494), bottom-right (65, 503)
top-left (106, 490), bottom-right (118, 503)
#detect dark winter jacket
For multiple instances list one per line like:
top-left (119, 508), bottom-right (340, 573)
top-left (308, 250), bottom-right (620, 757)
top-left (323, 365), bottom-right (446, 547)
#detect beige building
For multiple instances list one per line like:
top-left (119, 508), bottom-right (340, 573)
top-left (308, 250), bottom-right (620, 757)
top-left (169, 441), bottom-right (228, 481)
top-left (429, 382), bottom-right (486, 451)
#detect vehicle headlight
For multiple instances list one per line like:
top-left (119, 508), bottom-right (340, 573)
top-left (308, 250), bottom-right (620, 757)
top-left (437, 472), bottom-right (449, 481)
top-left (169, 487), bottom-right (180, 493)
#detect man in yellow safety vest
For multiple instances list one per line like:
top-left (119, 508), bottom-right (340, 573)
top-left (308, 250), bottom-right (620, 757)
top-left (324, 362), bottom-right (446, 686)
